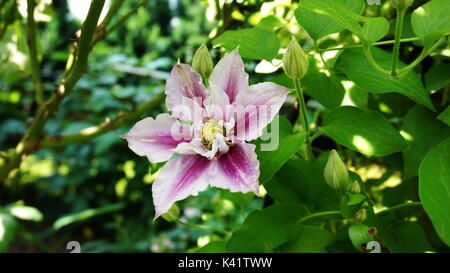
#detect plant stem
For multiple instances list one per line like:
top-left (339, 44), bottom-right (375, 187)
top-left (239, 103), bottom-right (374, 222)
top-left (377, 201), bottom-right (422, 215)
top-left (397, 37), bottom-right (445, 77)
top-left (0, 0), bottom-right (106, 183)
top-left (298, 211), bottom-right (342, 224)
top-left (309, 33), bottom-right (449, 54)
top-left (41, 92), bottom-right (164, 149)
top-left (26, 0), bottom-right (44, 104)
top-left (293, 78), bottom-right (313, 160)
top-left (175, 219), bottom-right (231, 236)
top-left (391, 8), bottom-right (405, 77)
top-left (363, 45), bottom-right (390, 75)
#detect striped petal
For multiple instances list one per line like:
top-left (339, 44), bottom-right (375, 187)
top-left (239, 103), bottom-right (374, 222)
top-left (209, 50), bottom-right (249, 103)
top-left (152, 154), bottom-right (212, 218)
top-left (166, 64), bottom-right (207, 121)
top-left (209, 142), bottom-right (260, 194)
top-left (122, 114), bottom-right (191, 163)
top-left (234, 82), bottom-right (290, 141)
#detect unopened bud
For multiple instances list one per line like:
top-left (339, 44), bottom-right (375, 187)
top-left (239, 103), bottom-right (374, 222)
top-left (282, 37), bottom-right (309, 79)
top-left (324, 150), bottom-right (348, 190)
top-left (192, 44), bottom-right (213, 79)
top-left (390, 0), bottom-right (413, 10)
top-left (349, 181), bottom-right (361, 194)
top-left (161, 204), bottom-right (180, 222)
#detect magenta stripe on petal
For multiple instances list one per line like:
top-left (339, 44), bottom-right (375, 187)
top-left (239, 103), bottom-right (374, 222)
top-left (218, 144), bottom-right (254, 185)
top-left (169, 155), bottom-right (211, 198)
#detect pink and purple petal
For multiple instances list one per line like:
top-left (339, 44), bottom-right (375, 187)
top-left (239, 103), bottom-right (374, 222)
top-left (204, 85), bottom-right (232, 122)
top-left (152, 154), bottom-right (212, 218)
top-left (165, 64), bottom-right (207, 118)
top-left (234, 82), bottom-right (291, 141)
top-left (209, 50), bottom-right (249, 103)
top-left (122, 113), bottom-right (191, 163)
top-left (209, 142), bottom-right (260, 194)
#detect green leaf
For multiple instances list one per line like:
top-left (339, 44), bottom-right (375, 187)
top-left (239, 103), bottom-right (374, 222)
top-left (425, 63), bottom-right (450, 92)
top-left (321, 106), bottom-right (408, 156)
top-left (226, 205), bottom-right (308, 252)
top-left (212, 27), bottom-right (280, 60)
top-left (277, 226), bottom-right (334, 253)
top-left (265, 158), bottom-right (339, 210)
top-left (9, 206), bottom-right (43, 222)
top-left (366, 208), bottom-right (435, 252)
top-left (257, 15), bottom-right (283, 30)
top-left (401, 105), bottom-right (450, 179)
top-left (411, 0), bottom-right (450, 47)
top-left (419, 137), bottom-right (450, 247)
top-left (294, 0), bottom-right (363, 41)
top-left (0, 213), bottom-right (18, 252)
top-left (53, 203), bottom-right (125, 230)
top-left (348, 224), bottom-right (372, 252)
top-left (437, 106), bottom-right (450, 127)
top-left (362, 17), bottom-right (389, 44)
top-left (335, 47), bottom-right (434, 110)
top-left (254, 116), bottom-right (306, 184)
top-left (347, 193), bottom-right (366, 206)
top-left (302, 58), bottom-right (345, 109)
top-left (300, 0), bottom-right (365, 40)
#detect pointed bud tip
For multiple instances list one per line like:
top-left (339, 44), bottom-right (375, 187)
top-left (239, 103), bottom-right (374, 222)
top-left (324, 149), bottom-right (349, 190)
top-left (282, 37), bottom-right (309, 79)
top-left (192, 43), bottom-right (213, 80)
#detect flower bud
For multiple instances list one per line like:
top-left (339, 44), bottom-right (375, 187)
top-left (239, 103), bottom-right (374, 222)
top-left (324, 149), bottom-right (348, 190)
top-left (192, 44), bottom-right (213, 80)
top-left (349, 181), bottom-right (361, 194)
top-left (161, 204), bottom-right (180, 222)
top-left (389, 0), bottom-right (413, 10)
top-left (282, 37), bottom-right (309, 79)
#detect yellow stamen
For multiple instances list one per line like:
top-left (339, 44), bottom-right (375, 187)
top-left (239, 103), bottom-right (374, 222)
top-left (201, 119), bottom-right (223, 150)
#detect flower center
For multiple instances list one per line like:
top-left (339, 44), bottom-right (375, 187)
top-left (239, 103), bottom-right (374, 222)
top-left (201, 119), bottom-right (224, 150)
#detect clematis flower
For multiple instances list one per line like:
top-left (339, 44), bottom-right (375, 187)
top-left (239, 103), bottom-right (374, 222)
top-left (123, 50), bottom-right (290, 218)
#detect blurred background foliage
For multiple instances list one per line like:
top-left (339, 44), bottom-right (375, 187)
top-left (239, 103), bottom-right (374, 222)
top-left (0, 0), bottom-right (449, 253)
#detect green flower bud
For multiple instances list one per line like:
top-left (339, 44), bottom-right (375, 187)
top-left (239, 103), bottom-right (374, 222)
top-left (324, 149), bottom-right (348, 190)
top-left (282, 37), bottom-right (309, 79)
top-left (192, 44), bottom-right (213, 79)
top-left (161, 204), bottom-right (180, 222)
top-left (389, 0), bottom-right (413, 10)
top-left (349, 181), bottom-right (361, 194)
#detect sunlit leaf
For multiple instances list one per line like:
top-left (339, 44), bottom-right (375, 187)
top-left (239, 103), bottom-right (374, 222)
top-left (212, 27), bottom-right (280, 60)
top-left (295, 0), bottom-right (363, 41)
top-left (411, 0), bottom-right (450, 46)
top-left (335, 47), bottom-right (434, 110)
top-left (321, 106), bottom-right (408, 156)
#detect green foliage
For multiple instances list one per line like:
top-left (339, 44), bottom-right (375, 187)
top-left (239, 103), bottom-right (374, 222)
top-left (335, 47), bottom-right (434, 110)
top-left (419, 138), bottom-right (450, 246)
top-left (212, 27), bottom-right (280, 60)
top-left (254, 116), bottom-right (306, 184)
top-left (401, 105), bottom-right (450, 179)
top-left (411, 0), bottom-right (450, 46)
top-left (0, 0), bottom-right (449, 254)
top-left (321, 106), bottom-right (407, 156)
top-left (226, 205), bottom-right (308, 252)
top-left (295, 0), bottom-right (363, 41)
